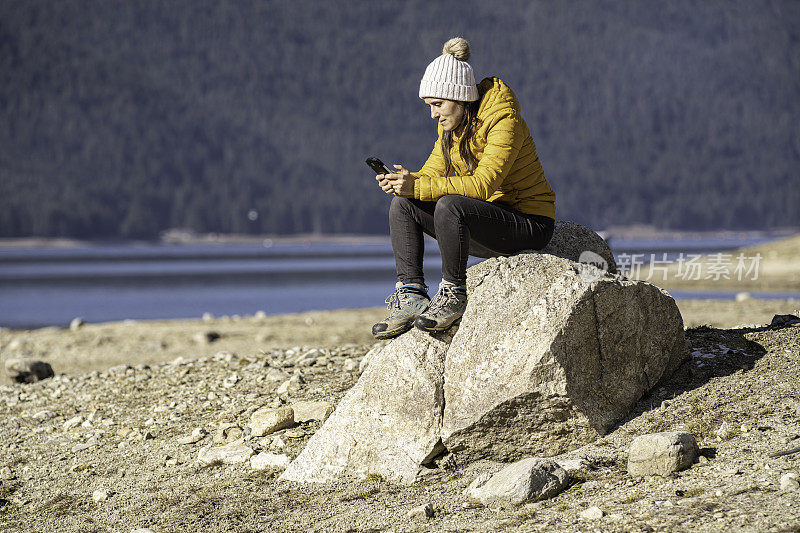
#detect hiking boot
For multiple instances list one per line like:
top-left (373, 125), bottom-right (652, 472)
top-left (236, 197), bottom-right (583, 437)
top-left (414, 281), bottom-right (467, 333)
top-left (371, 282), bottom-right (430, 340)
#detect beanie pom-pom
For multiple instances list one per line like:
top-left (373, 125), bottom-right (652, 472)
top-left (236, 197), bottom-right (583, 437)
top-left (442, 37), bottom-right (470, 61)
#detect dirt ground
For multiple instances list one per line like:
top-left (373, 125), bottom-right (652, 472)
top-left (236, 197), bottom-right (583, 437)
top-left (0, 308), bottom-right (799, 532)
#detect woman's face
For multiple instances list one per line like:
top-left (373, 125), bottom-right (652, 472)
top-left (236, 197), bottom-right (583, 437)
top-left (423, 98), bottom-right (465, 132)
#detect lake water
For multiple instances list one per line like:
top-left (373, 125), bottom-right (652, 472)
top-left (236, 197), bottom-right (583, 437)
top-left (1, 235), bottom-right (796, 329)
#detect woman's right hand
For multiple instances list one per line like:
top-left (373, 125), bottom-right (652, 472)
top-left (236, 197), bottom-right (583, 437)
top-left (376, 174), bottom-right (394, 194)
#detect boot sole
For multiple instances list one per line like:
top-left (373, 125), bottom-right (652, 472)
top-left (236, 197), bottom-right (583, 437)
top-left (413, 316), bottom-right (462, 333)
top-left (372, 319), bottom-right (416, 340)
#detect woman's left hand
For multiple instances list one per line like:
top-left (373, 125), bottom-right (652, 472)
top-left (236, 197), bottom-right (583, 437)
top-left (385, 165), bottom-right (415, 197)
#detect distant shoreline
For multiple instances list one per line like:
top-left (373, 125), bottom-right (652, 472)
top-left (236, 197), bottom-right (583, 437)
top-left (1, 226), bottom-right (797, 249)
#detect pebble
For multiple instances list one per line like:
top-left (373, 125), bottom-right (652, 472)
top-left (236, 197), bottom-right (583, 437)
top-left (276, 375), bottom-right (304, 394)
top-left (72, 437), bottom-right (99, 453)
top-left (780, 473), bottom-right (799, 491)
top-left (250, 406), bottom-right (294, 437)
top-left (33, 410), bottom-right (58, 421)
top-left (194, 331), bottom-right (221, 344)
top-left (131, 529), bottom-right (156, 533)
top-left (213, 424), bottom-right (243, 444)
top-left (92, 489), bottom-right (109, 502)
top-left (291, 400), bottom-right (335, 423)
top-left (222, 373), bottom-right (240, 388)
top-left (716, 422), bottom-right (735, 440)
top-left (406, 502), bottom-right (434, 519)
top-left (176, 427), bottom-right (208, 445)
top-left (250, 452), bottom-right (291, 470)
top-left (197, 444), bottom-right (254, 466)
top-left (581, 480), bottom-right (601, 491)
top-left (63, 416), bottom-right (84, 430)
top-left (580, 506), bottom-right (604, 520)
top-left (70, 317), bottom-right (85, 331)
top-left (5, 358), bottom-right (55, 383)
top-left (0, 466), bottom-right (15, 480)
top-left (343, 358), bottom-right (358, 372)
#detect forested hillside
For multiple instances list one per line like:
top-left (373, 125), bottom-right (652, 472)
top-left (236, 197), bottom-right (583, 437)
top-left (1, 0), bottom-right (798, 238)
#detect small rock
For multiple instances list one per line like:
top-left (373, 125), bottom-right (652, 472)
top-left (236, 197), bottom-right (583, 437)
top-left (276, 375), bottom-right (304, 395)
top-left (291, 401), bottom-right (335, 423)
top-left (406, 502), bottom-right (434, 519)
top-left (70, 317), bottom-right (85, 331)
top-left (63, 416), bottom-right (83, 430)
top-left (194, 331), bottom-right (221, 344)
top-left (343, 358), bottom-right (358, 372)
top-left (269, 436), bottom-right (287, 450)
top-left (780, 473), bottom-right (799, 492)
top-left (628, 431), bottom-right (699, 477)
top-left (581, 480), bottom-right (601, 492)
top-left (72, 437), bottom-right (99, 453)
top-left (250, 407), bottom-right (294, 437)
top-left (283, 428), bottom-right (305, 438)
top-left (5, 358), bottom-right (55, 383)
top-left (33, 410), bottom-right (58, 421)
top-left (92, 489), bottom-right (109, 502)
top-left (466, 457), bottom-right (568, 507)
top-left (222, 373), bottom-right (240, 388)
top-left (735, 292), bottom-right (751, 302)
top-left (131, 529), bottom-right (156, 533)
top-left (197, 444), bottom-right (254, 466)
top-left (202, 312), bottom-right (214, 322)
top-left (176, 427), bottom-right (208, 445)
top-left (213, 424), bottom-right (243, 444)
top-left (580, 506), bottom-right (604, 520)
top-left (0, 466), bottom-right (15, 480)
top-left (254, 310), bottom-right (267, 320)
top-left (555, 457), bottom-right (589, 477)
top-left (716, 422), bottom-right (735, 440)
top-left (250, 452), bottom-right (291, 470)
top-left (265, 368), bottom-right (291, 382)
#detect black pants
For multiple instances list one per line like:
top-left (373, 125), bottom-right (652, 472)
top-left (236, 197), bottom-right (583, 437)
top-left (389, 195), bottom-right (555, 286)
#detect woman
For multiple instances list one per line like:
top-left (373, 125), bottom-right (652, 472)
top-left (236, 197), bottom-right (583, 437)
top-left (373, 37), bottom-right (556, 339)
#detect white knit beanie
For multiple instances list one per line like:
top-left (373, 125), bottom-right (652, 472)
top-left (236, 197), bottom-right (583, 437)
top-left (419, 37), bottom-right (479, 102)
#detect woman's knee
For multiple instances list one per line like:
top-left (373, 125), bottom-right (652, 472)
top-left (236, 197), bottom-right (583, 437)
top-left (434, 194), bottom-right (467, 222)
top-left (389, 196), bottom-right (414, 221)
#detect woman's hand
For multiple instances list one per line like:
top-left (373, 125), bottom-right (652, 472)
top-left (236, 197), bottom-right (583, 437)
top-left (375, 165), bottom-right (415, 197)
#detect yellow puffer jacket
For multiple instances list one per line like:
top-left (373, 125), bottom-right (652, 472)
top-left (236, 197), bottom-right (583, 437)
top-left (412, 77), bottom-right (556, 219)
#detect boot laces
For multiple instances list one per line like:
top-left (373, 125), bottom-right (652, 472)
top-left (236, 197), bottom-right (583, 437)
top-left (428, 285), bottom-right (463, 317)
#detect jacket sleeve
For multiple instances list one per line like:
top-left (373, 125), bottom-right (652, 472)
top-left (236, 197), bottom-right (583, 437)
top-left (414, 110), bottom-right (524, 202)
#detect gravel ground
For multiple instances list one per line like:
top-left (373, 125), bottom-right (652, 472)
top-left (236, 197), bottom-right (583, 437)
top-left (1, 312), bottom-right (799, 532)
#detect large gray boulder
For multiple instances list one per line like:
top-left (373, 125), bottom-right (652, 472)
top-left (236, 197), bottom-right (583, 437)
top-left (440, 254), bottom-right (687, 462)
top-left (279, 328), bottom-right (454, 484)
top-left (540, 221), bottom-right (617, 273)
top-left (281, 225), bottom-right (686, 483)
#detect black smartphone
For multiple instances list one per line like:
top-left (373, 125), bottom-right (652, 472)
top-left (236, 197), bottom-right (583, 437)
top-left (366, 157), bottom-right (393, 175)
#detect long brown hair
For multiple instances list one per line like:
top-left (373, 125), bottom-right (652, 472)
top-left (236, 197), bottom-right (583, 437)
top-left (441, 99), bottom-right (481, 177)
